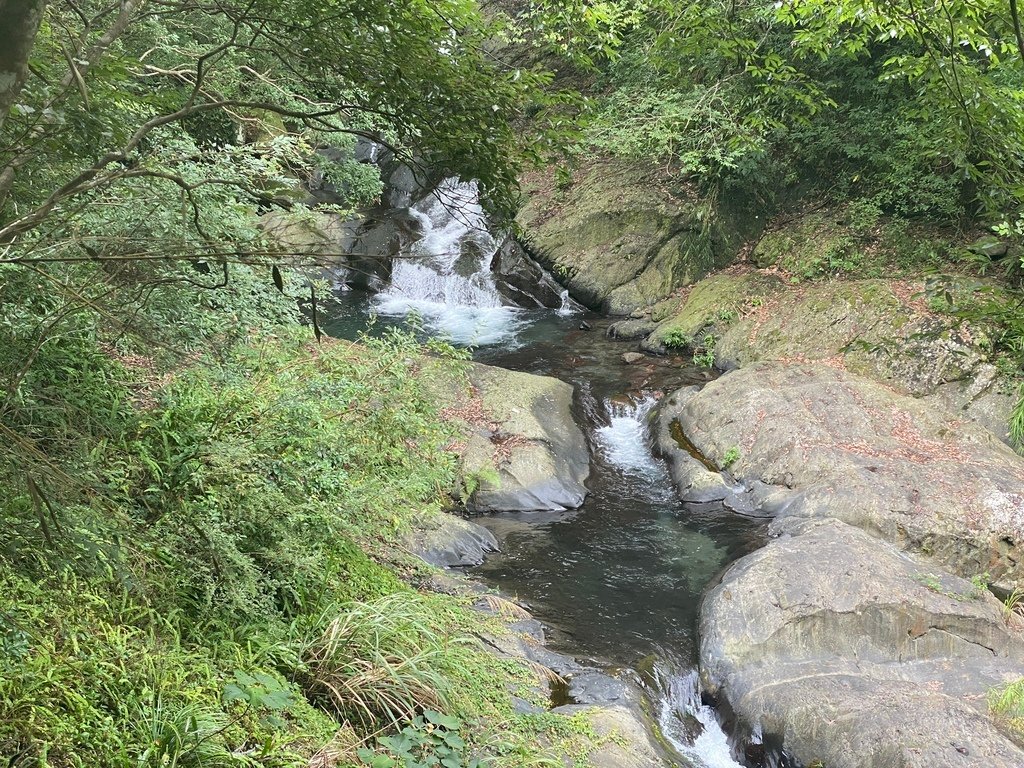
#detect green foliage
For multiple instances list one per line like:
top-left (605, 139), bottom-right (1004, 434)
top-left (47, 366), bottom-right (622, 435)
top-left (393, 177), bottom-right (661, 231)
top-left (990, 677), bottom-right (1024, 737)
top-left (692, 334), bottom-right (717, 369)
top-left (721, 446), bottom-right (741, 470)
top-left (358, 710), bottom-right (487, 768)
top-left (947, 284), bottom-right (1024, 447)
top-left (459, 465), bottom-right (501, 506)
top-left (660, 329), bottom-right (692, 350)
top-left (550, 0), bottom-right (1024, 235)
top-left (1003, 587), bottom-right (1024, 624)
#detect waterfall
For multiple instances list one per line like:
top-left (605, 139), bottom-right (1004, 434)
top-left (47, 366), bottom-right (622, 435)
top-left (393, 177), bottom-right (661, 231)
top-left (595, 395), bottom-right (662, 480)
top-left (657, 668), bottom-right (747, 768)
top-left (372, 178), bottom-right (525, 346)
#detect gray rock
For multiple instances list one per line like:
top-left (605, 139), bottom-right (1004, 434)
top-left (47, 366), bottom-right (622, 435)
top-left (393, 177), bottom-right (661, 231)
top-left (490, 236), bottom-right (567, 309)
top-left (453, 363), bottom-right (591, 513)
top-left (652, 387), bottom-right (731, 503)
top-left (511, 696), bottom-right (546, 714)
top-left (675, 362), bottom-right (1024, 587)
top-left (551, 705), bottom-right (669, 768)
top-left (646, 275), bottom-right (1016, 442)
top-left (608, 319), bottom-right (658, 340)
top-left (622, 352), bottom-right (646, 365)
top-left (969, 235), bottom-right (1010, 259)
top-left (701, 518), bottom-right (1024, 768)
top-left (404, 514), bottom-right (498, 568)
top-left (516, 160), bottom-right (759, 315)
top-left (567, 671), bottom-right (630, 706)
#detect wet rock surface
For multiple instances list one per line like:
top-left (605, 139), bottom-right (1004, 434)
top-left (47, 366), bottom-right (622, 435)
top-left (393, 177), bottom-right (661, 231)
top-left (701, 517), bottom-right (1024, 768)
top-left (403, 513), bottom-right (498, 568)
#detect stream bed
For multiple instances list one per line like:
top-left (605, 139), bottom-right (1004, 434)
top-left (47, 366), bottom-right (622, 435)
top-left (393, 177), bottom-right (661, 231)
top-left (322, 180), bottom-right (771, 767)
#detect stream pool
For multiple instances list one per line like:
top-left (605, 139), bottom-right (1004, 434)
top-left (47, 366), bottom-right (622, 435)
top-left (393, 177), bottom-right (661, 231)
top-left (325, 300), bottom-right (769, 767)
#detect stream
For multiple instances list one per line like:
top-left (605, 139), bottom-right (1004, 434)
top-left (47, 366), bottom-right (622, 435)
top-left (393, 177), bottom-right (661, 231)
top-left (323, 181), bottom-right (770, 768)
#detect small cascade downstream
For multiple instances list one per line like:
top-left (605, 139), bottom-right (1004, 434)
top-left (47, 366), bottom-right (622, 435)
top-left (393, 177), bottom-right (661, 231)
top-left (322, 177), bottom-right (768, 767)
top-left (657, 667), bottom-right (749, 768)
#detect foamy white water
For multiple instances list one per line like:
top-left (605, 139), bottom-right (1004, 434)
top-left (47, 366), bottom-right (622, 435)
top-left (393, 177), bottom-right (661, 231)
top-left (596, 396), bottom-right (661, 478)
top-left (372, 178), bottom-right (525, 346)
top-left (659, 669), bottom-right (747, 768)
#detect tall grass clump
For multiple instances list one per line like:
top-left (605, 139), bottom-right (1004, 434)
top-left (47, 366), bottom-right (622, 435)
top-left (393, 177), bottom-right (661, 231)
top-left (300, 593), bottom-right (454, 731)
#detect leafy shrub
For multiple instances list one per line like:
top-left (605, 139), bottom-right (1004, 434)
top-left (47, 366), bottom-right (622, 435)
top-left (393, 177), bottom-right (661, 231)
top-left (357, 710), bottom-right (487, 768)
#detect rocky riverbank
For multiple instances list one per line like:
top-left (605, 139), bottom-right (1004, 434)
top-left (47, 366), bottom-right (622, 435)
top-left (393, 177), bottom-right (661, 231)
top-left (405, 519), bottom-right (672, 768)
top-left (648, 317), bottom-right (1024, 766)
top-left (512, 162), bottom-right (1024, 765)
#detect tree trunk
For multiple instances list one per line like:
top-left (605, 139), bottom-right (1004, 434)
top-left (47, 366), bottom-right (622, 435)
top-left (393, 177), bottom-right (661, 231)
top-left (0, 0), bottom-right (46, 132)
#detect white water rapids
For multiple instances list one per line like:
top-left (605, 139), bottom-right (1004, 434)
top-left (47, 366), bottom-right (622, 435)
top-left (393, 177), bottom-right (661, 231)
top-left (372, 179), bottom-right (527, 345)
top-left (595, 397), bottom-right (747, 768)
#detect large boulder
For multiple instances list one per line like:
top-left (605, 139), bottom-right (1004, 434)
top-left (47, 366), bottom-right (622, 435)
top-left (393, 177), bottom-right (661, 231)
top-left (701, 517), bottom-right (1024, 768)
top-left (516, 160), bottom-right (758, 315)
top-left (670, 362), bottom-right (1024, 588)
top-left (435, 362), bottom-right (590, 513)
top-left (490, 236), bottom-right (568, 309)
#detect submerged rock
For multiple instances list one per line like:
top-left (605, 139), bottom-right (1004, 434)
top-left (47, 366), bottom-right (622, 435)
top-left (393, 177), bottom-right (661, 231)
top-left (701, 517), bottom-right (1024, 768)
top-left (674, 362), bottom-right (1024, 587)
top-left (608, 318), bottom-right (658, 340)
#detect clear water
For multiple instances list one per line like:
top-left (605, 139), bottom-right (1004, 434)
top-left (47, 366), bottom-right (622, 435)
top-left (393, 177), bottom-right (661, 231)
top-left (320, 186), bottom-right (769, 767)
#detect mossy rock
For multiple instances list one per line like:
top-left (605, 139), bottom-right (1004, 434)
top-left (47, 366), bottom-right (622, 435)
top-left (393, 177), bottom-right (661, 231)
top-left (752, 206), bottom-right (960, 279)
top-left (423, 360), bottom-right (591, 513)
top-left (644, 272), bottom-right (784, 352)
top-left (712, 278), bottom-right (990, 396)
top-left (517, 159), bottom-right (762, 315)
top-left (751, 210), bottom-right (856, 274)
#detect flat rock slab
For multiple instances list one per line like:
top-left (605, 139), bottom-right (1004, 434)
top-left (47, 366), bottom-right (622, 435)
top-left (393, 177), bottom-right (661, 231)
top-left (675, 362), bottom-right (1024, 587)
top-left (403, 513), bottom-right (498, 568)
top-left (701, 518), bottom-right (1024, 768)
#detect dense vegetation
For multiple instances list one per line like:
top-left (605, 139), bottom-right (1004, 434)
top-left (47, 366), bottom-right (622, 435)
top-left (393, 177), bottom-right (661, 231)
top-left (511, 0), bottom-right (1024, 439)
top-left (0, 2), bottom-right (578, 766)
top-left (3, 0), bottom-right (1024, 765)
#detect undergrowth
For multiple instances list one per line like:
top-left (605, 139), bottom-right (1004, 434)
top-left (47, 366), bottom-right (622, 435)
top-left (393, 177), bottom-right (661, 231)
top-left (0, 322), bottom-right (581, 767)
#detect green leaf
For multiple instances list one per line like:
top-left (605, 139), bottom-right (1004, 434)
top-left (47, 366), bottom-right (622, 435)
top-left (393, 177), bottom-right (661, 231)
top-left (424, 711), bottom-right (461, 730)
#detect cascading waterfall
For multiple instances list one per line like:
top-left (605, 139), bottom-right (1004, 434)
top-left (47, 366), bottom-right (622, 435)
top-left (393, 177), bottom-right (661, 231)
top-left (594, 396), bottom-right (746, 768)
top-left (657, 668), bottom-right (747, 768)
top-left (372, 178), bottom-right (526, 345)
